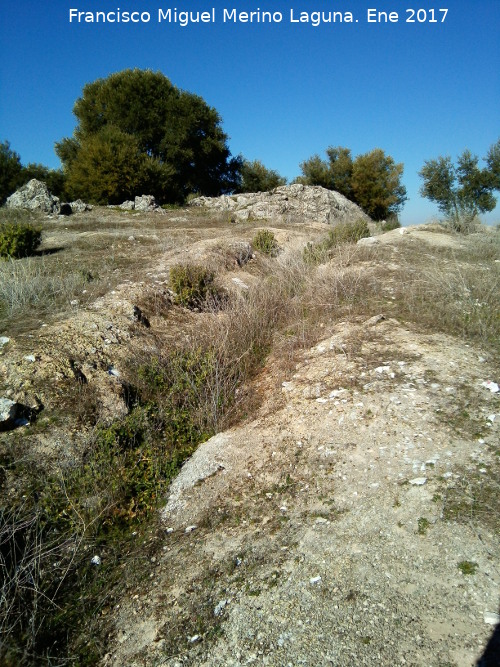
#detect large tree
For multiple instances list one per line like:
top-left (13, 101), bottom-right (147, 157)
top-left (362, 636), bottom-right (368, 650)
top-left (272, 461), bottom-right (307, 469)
top-left (56, 69), bottom-right (241, 203)
top-left (351, 149), bottom-right (407, 220)
top-left (419, 140), bottom-right (500, 232)
top-left (298, 145), bottom-right (406, 220)
top-left (0, 140), bottom-right (23, 204)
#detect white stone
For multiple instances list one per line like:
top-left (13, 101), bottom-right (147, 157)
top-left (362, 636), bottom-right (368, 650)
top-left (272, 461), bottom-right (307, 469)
top-left (481, 380), bottom-right (499, 393)
top-left (409, 477), bottom-right (427, 486)
top-left (484, 611), bottom-right (500, 625)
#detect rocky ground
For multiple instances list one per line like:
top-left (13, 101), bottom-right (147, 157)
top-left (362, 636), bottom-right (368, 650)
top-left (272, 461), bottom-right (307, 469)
top-left (106, 317), bottom-right (499, 667)
top-left (1, 202), bottom-right (498, 667)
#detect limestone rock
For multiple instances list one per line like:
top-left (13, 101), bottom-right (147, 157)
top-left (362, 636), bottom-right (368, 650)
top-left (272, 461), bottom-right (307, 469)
top-left (0, 397), bottom-right (19, 429)
top-left (6, 179), bottom-right (60, 214)
top-left (357, 236), bottom-right (379, 246)
top-left (119, 200), bottom-right (135, 210)
top-left (190, 184), bottom-right (371, 225)
top-left (69, 199), bottom-right (93, 213)
top-left (134, 195), bottom-right (157, 212)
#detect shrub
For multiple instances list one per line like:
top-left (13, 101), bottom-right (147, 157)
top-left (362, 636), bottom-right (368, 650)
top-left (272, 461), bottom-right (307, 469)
top-left (303, 240), bottom-right (329, 265)
top-left (169, 263), bottom-right (216, 308)
top-left (380, 215), bottom-right (401, 232)
top-left (304, 219), bottom-right (370, 264)
top-left (0, 222), bottom-right (41, 259)
top-left (252, 229), bottom-right (279, 256)
top-left (327, 218), bottom-right (370, 246)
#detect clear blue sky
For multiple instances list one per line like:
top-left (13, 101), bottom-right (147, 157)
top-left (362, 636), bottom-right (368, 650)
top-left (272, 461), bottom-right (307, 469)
top-left (1, 1), bottom-right (499, 224)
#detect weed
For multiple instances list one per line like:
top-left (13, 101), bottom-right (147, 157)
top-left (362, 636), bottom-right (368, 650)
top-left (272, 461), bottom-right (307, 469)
top-left (442, 456), bottom-right (500, 535)
top-left (380, 215), bottom-right (401, 232)
top-left (327, 218), bottom-right (370, 247)
top-left (457, 560), bottom-right (478, 575)
top-left (303, 219), bottom-right (370, 264)
top-left (169, 263), bottom-right (219, 309)
top-left (252, 229), bottom-right (279, 256)
top-left (417, 517), bottom-right (430, 535)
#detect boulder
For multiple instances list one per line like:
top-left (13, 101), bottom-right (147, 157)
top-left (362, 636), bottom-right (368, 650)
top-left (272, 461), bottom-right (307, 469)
top-left (6, 179), bottom-right (60, 214)
top-left (119, 200), bottom-right (135, 210)
top-left (190, 184), bottom-right (371, 226)
top-left (0, 398), bottom-right (19, 430)
top-left (134, 195), bottom-right (157, 212)
top-left (69, 199), bottom-right (93, 213)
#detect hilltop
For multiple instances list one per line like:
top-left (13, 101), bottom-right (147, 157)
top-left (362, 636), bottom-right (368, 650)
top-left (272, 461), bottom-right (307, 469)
top-left (0, 199), bottom-right (499, 666)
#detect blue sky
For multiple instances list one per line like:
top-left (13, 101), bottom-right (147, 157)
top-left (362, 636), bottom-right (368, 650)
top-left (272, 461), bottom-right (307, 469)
top-left (1, 0), bottom-right (499, 224)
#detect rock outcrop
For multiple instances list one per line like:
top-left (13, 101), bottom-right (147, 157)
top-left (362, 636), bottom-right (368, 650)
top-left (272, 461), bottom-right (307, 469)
top-left (134, 195), bottom-right (158, 212)
top-left (6, 179), bottom-right (60, 214)
top-left (5, 180), bottom-right (92, 216)
top-left (190, 184), bottom-right (371, 225)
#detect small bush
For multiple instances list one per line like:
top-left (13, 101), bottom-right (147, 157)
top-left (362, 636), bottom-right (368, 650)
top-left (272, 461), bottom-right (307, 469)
top-left (303, 219), bottom-right (370, 265)
top-left (303, 241), bottom-right (329, 265)
top-left (0, 222), bottom-right (41, 259)
top-left (252, 229), bottom-right (279, 256)
top-left (169, 263), bottom-right (216, 308)
top-left (380, 215), bottom-right (401, 232)
top-left (327, 218), bottom-right (370, 247)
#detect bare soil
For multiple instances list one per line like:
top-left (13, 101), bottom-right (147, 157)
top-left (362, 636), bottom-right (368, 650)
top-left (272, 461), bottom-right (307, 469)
top-left (1, 210), bottom-right (498, 667)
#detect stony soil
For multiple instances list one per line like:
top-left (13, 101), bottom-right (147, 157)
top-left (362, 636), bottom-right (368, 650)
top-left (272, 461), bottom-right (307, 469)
top-left (1, 212), bottom-right (498, 666)
top-left (103, 274), bottom-right (499, 664)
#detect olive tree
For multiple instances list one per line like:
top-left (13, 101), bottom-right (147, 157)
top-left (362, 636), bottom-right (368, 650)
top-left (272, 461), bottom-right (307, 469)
top-left (419, 140), bottom-right (500, 232)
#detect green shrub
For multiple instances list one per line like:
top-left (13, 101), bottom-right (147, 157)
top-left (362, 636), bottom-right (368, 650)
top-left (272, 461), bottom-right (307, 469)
top-left (303, 218), bottom-right (370, 264)
top-left (252, 229), bottom-right (279, 256)
top-left (169, 263), bottom-right (216, 308)
top-left (303, 240), bottom-right (329, 265)
top-left (381, 215), bottom-right (401, 232)
top-left (0, 222), bottom-right (41, 259)
top-left (327, 218), bottom-right (370, 247)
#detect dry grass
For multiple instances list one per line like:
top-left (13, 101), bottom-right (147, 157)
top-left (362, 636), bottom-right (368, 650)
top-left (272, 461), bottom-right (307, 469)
top-left (1, 208), bottom-right (499, 665)
top-left (384, 235), bottom-right (500, 349)
top-left (0, 256), bottom-right (96, 323)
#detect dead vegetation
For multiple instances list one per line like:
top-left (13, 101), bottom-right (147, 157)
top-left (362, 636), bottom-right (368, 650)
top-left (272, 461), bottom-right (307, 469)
top-left (0, 206), bottom-right (499, 665)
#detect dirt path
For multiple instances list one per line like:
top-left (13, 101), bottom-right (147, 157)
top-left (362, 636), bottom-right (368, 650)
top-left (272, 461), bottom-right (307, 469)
top-left (106, 317), bottom-right (499, 667)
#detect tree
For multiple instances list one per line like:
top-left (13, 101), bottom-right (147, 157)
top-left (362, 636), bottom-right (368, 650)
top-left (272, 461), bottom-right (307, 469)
top-left (0, 140), bottom-right (23, 204)
top-left (56, 69), bottom-right (241, 204)
top-left (419, 140), bottom-right (500, 232)
top-left (63, 126), bottom-right (159, 204)
top-left (297, 153), bottom-right (332, 189)
top-left (325, 146), bottom-right (354, 199)
top-left (297, 145), bottom-right (405, 219)
top-left (351, 149), bottom-right (407, 220)
top-left (236, 159), bottom-right (286, 193)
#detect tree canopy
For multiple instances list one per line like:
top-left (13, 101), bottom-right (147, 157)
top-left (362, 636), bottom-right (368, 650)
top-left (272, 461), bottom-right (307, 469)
top-left (235, 159), bottom-right (287, 193)
top-left (297, 145), bottom-right (406, 220)
top-left (56, 69), bottom-right (242, 204)
top-left (419, 140), bottom-right (500, 232)
top-left (0, 141), bottom-right (23, 204)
